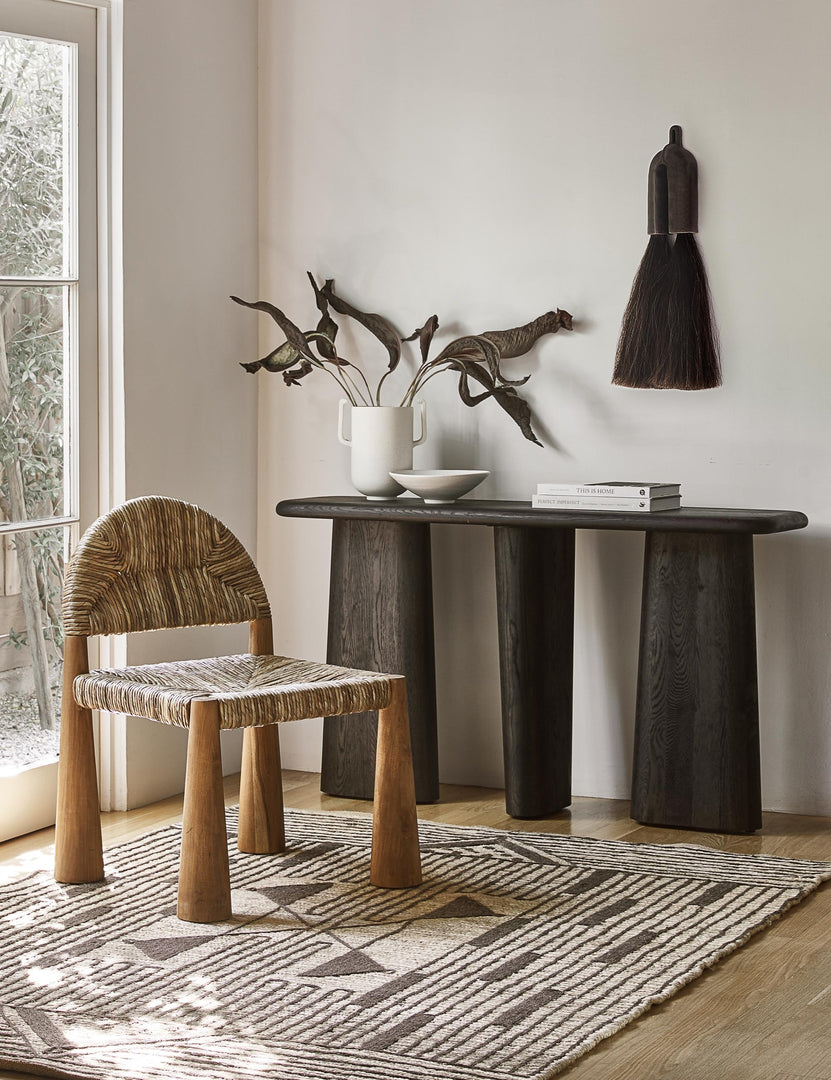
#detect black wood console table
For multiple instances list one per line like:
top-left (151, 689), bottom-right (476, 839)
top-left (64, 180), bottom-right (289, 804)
top-left (276, 497), bottom-right (808, 833)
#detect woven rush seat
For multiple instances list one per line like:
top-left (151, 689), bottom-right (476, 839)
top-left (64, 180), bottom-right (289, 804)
top-left (74, 654), bottom-right (393, 729)
top-left (54, 496), bottom-right (422, 924)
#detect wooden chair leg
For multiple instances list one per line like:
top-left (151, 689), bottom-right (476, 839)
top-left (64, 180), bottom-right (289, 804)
top-left (178, 699), bottom-right (231, 922)
top-left (370, 677), bottom-right (422, 888)
top-left (55, 636), bottom-right (104, 884)
top-left (238, 726), bottom-right (286, 853)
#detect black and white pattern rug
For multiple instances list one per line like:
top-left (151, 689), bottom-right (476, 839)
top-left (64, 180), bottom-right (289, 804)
top-left (1, 809), bottom-right (829, 1080)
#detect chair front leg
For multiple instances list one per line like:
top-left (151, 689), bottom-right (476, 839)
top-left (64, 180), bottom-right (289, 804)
top-left (178, 699), bottom-right (231, 922)
top-left (370, 677), bottom-right (422, 888)
top-left (55, 636), bottom-right (104, 884)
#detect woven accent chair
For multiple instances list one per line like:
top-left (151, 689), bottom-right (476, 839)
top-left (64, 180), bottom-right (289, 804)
top-left (54, 496), bottom-right (421, 923)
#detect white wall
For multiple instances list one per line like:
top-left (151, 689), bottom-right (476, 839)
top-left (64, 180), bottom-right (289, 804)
top-left (257, 0), bottom-right (831, 815)
top-left (121, 0), bottom-right (259, 806)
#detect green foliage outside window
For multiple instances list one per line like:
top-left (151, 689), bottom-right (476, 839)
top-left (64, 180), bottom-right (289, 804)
top-left (1, 34), bottom-right (70, 730)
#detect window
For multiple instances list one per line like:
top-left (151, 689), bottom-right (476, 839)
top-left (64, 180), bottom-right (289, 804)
top-left (0, 0), bottom-right (99, 839)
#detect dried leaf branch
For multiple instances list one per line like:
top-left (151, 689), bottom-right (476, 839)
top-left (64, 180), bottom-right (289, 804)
top-left (230, 295), bottom-right (368, 405)
top-left (231, 278), bottom-right (573, 445)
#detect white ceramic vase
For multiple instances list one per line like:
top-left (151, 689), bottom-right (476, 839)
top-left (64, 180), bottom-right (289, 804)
top-left (338, 400), bottom-right (427, 499)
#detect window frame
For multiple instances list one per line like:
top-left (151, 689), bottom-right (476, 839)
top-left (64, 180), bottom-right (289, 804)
top-left (0, 0), bottom-right (124, 836)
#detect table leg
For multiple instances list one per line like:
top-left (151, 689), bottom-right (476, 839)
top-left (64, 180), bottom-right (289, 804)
top-left (494, 526), bottom-right (575, 818)
top-left (631, 531), bottom-right (761, 833)
top-left (322, 517), bottom-right (439, 803)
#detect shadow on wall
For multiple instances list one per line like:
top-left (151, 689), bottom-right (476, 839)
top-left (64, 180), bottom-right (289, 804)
top-left (431, 524), bottom-right (503, 789)
top-left (572, 530), bottom-right (643, 800)
top-left (755, 529), bottom-right (831, 816)
top-left (425, 414), bottom-right (482, 472)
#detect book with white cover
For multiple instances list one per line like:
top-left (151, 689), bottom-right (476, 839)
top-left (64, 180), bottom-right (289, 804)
top-left (531, 494), bottom-right (682, 512)
top-left (536, 481), bottom-right (680, 498)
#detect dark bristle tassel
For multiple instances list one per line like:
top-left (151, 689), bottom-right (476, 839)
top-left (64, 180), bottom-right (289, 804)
top-left (663, 233), bottom-right (721, 389)
top-left (612, 234), bottom-right (672, 388)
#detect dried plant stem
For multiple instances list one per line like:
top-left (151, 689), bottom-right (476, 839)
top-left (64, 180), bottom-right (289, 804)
top-left (341, 358), bottom-right (374, 406)
top-left (310, 359), bottom-right (361, 406)
top-left (400, 361), bottom-right (438, 406)
top-left (306, 332), bottom-right (374, 406)
top-left (375, 368), bottom-right (392, 406)
top-left (329, 361), bottom-right (371, 406)
top-left (400, 358), bottom-right (456, 406)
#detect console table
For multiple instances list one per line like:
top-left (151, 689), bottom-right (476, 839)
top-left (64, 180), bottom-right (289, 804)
top-left (276, 497), bottom-right (808, 833)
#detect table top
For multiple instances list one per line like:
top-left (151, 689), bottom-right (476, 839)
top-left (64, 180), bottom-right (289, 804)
top-left (276, 497), bottom-right (809, 535)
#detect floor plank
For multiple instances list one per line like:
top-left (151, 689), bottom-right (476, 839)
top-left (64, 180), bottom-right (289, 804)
top-left (0, 773), bottom-right (828, 1080)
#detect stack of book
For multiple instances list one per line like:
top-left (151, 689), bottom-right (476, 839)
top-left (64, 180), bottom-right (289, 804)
top-left (531, 482), bottom-right (681, 512)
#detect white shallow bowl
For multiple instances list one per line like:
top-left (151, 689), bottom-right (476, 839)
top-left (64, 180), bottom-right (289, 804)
top-left (389, 469), bottom-right (489, 504)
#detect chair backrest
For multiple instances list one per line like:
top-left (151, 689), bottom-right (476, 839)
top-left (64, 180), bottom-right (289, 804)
top-left (62, 496), bottom-right (271, 636)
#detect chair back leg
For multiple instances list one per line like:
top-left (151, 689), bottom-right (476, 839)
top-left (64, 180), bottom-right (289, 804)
top-left (238, 616), bottom-right (286, 854)
top-left (55, 636), bottom-right (104, 883)
top-left (178, 699), bottom-right (231, 922)
top-left (370, 677), bottom-right (422, 888)
top-left (239, 726), bottom-right (286, 853)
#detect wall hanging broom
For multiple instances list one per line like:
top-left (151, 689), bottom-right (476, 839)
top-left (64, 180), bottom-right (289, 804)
top-left (613, 125), bottom-right (721, 390)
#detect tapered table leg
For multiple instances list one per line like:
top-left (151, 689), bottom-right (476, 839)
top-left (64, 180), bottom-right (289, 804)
top-left (323, 518), bottom-right (439, 803)
top-left (494, 526), bottom-right (575, 818)
top-left (631, 531), bottom-right (761, 833)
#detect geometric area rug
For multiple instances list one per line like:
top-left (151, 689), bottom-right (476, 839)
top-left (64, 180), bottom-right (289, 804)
top-left (0, 810), bottom-right (829, 1080)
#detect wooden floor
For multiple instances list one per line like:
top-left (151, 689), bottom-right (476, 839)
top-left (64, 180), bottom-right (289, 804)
top-left (1, 772), bottom-right (829, 1080)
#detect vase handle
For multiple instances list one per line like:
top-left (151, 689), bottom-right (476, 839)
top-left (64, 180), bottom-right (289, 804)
top-left (337, 398), bottom-right (351, 445)
top-left (413, 400), bottom-right (427, 446)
